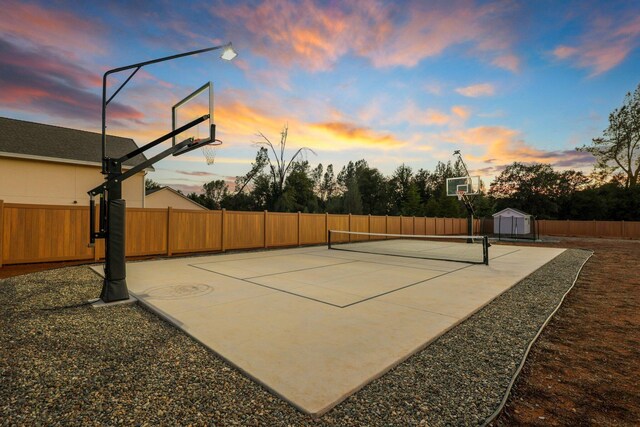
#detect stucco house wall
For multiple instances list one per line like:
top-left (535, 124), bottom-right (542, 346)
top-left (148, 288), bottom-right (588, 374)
top-left (0, 157), bottom-right (145, 207)
top-left (0, 117), bottom-right (150, 207)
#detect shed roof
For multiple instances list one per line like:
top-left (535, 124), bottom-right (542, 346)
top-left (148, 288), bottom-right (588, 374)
top-left (492, 207), bottom-right (531, 217)
top-left (0, 116), bottom-right (151, 169)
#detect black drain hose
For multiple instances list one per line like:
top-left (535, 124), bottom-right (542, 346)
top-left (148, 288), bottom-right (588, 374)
top-left (481, 251), bottom-right (594, 426)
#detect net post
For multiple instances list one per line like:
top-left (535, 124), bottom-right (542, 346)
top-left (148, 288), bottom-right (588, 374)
top-left (483, 235), bottom-right (489, 265)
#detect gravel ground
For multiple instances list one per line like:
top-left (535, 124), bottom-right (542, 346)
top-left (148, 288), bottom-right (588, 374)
top-left (1, 248), bottom-right (590, 426)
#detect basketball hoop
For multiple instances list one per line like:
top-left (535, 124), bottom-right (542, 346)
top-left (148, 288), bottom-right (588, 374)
top-left (456, 190), bottom-right (467, 201)
top-left (202, 139), bottom-right (223, 165)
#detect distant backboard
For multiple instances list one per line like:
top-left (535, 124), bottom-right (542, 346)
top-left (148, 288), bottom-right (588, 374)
top-left (172, 82), bottom-right (213, 147)
top-left (446, 176), bottom-right (481, 196)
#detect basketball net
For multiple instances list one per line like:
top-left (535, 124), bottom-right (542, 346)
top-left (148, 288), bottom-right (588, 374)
top-left (202, 145), bottom-right (217, 165)
top-left (201, 139), bottom-right (223, 166)
top-left (456, 190), bottom-right (467, 202)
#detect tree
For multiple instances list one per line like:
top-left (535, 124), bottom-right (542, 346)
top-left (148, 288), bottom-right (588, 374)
top-left (342, 177), bottom-right (363, 214)
top-left (254, 125), bottom-right (315, 209)
top-left (282, 161), bottom-right (318, 212)
top-left (234, 147), bottom-right (269, 194)
top-left (202, 180), bottom-right (229, 209)
top-left (489, 162), bottom-right (560, 218)
top-left (145, 178), bottom-right (162, 192)
top-left (318, 164), bottom-right (337, 211)
top-left (401, 183), bottom-right (422, 216)
top-left (555, 170), bottom-right (591, 219)
top-left (580, 83), bottom-right (640, 188)
top-left (388, 164), bottom-right (413, 214)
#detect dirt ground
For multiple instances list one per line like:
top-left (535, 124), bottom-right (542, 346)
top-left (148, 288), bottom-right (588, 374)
top-left (491, 237), bottom-right (640, 426)
top-left (1, 237), bottom-right (639, 425)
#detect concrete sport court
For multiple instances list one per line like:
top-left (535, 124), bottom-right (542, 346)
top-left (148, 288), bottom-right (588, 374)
top-left (92, 242), bottom-right (564, 415)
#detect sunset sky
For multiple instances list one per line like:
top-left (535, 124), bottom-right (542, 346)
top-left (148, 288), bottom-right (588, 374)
top-left (1, 0), bottom-right (639, 194)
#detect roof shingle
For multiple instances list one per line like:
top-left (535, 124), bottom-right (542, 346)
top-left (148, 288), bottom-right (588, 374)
top-left (0, 117), bottom-right (150, 168)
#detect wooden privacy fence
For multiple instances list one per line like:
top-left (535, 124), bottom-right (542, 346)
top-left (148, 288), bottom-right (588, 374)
top-left (0, 202), bottom-right (470, 266)
top-left (537, 219), bottom-right (640, 240)
top-left (1, 201), bottom-right (639, 267)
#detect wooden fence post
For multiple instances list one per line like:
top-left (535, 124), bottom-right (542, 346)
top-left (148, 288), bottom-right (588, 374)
top-left (264, 210), bottom-right (268, 248)
top-left (348, 213), bottom-right (352, 242)
top-left (0, 200), bottom-right (3, 268)
top-left (621, 220), bottom-right (625, 238)
top-left (368, 214), bottom-right (371, 239)
top-left (412, 216), bottom-right (416, 234)
top-left (325, 212), bottom-right (329, 242)
top-left (400, 215), bottom-right (403, 234)
top-left (298, 211), bottom-right (301, 246)
top-left (385, 215), bottom-right (388, 234)
top-left (166, 207), bottom-right (173, 256)
top-left (221, 208), bottom-right (226, 252)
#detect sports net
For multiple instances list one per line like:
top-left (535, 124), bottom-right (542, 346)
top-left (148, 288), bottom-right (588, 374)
top-left (328, 230), bottom-right (489, 265)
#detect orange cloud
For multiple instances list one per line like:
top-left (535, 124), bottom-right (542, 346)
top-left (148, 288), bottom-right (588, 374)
top-left (451, 106), bottom-right (471, 120)
top-left (455, 83), bottom-right (495, 97)
top-left (445, 126), bottom-right (594, 168)
top-left (311, 122), bottom-right (404, 147)
top-left (552, 14), bottom-right (640, 76)
top-left (213, 99), bottom-right (406, 151)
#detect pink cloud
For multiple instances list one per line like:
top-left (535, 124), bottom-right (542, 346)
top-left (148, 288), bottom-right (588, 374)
top-left (0, 0), bottom-right (106, 57)
top-left (455, 83), bottom-right (496, 97)
top-left (213, 0), bottom-right (520, 72)
top-left (365, 1), bottom-right (519, 70)
top-left (491, 54), bottom-right (520, 72)
top-left (0, 38), bottom-right (143, 124)
top-left (176, 170), bottom-right (217, 177)
top-left (391, 103), bottom-right (470, 127)
top-left (552, 14), bottom-right (640, 76)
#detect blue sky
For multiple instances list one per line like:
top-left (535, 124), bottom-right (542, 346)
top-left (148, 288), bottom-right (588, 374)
top-left (1, 0), bottom-right (639, 193)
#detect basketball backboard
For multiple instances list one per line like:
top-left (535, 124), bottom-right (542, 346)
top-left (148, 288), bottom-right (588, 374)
top-left (172, 82), bottom-right (214, 147)
top-left (446, 176), bottom-right (481, 197)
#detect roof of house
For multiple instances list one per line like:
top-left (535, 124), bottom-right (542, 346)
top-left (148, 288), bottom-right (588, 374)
top-left (0, 116), bottom-right (151, 169)
top-left (492, 207), bottom-right (531, 217)
top-left (145, 186), bottom-right (208, 210)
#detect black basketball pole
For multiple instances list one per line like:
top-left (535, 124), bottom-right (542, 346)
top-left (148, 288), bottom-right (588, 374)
top-left (93, 42), bottom-right (236, 303)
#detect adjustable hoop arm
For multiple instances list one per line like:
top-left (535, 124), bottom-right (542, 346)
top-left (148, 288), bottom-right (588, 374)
top-left (88, 115), bottom-right (210, 244)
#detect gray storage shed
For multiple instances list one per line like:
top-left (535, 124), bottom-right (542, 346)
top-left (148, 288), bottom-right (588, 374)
top-left (493, 208), bottom-right (532, 235)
